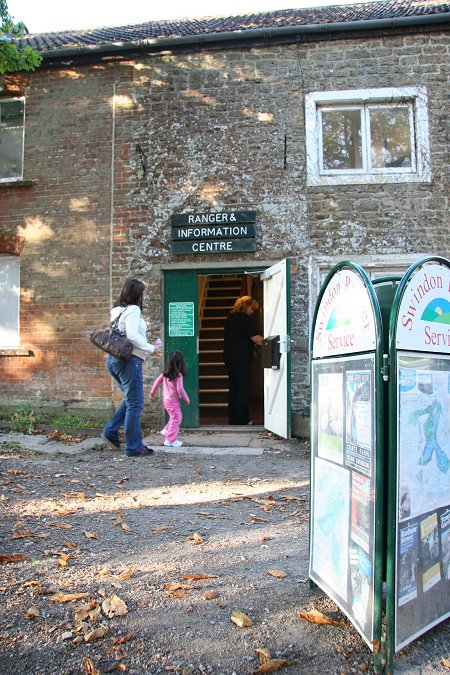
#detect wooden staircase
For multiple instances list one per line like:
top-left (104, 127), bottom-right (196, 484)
top-left (198, 275), bottom-right (242, 423)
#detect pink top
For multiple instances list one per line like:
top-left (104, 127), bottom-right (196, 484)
top-left (151, 373), bottom-right (190, 404)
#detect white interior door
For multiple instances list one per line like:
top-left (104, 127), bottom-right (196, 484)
top-left (261, 258), bottom-right (291, 438)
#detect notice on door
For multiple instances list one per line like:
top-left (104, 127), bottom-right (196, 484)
top-left (169, 302), bottom-right (195, 337)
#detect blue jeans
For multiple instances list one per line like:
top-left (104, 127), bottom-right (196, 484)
top-left (103, 355), bottom-right (145, 455)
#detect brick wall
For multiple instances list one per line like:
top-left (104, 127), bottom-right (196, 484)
top-left (0, 27), bottom-right (448, 427)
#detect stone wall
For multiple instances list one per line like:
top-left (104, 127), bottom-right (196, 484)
top-left (0, 27), bottom-right (448, 430)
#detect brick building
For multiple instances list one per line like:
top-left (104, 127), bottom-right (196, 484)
top-left (0, 0), bottom-right (449, 437)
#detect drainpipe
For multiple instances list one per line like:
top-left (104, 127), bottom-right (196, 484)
top-left (38, 13), bottom-right (450, 60)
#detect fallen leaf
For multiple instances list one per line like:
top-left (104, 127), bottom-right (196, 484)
top-left (442, 658), bottom-right (450, 668)
top-left (75, 603), bottom-right (101, 624)
top-left (85, 627), bottom-right (106, 642)
top-left (164, 583), bottom-right (194, 592)
top-left (165, 591), bottom-right (188, 598)
top-left (61, 491), bottom-right (86, 500)
top-left (266, 569), bottom-right (287, 579)
top-left (181, 573), bottom-right (219, 581)
top-left (153, 525), bottom-right (169, 532)
top-left (251, 516), bottom-right (269, 523)
top-left (121, 523), bottom-right (131, 533)
top-left (202, 591), bottom-right (219, 600)
top-left (82, 531), bottom-right (98, 540)
top-left (249, 647), bottom-right (289, 673)
top-left (12, 529), bottom-right (32, 538)
top-left (63, 540), bottom-right (79, 550)
top-left (102, 594), bottom-right (127, 618)
top-left (51, 592), bottom-right (89, 603)
top-left (48, 522), bottom-right (72, 529)
top-left (336, 646), bottom-right (345, 654)
top-left (26, 605), bottom-right (40, 619)
top-left (117, 566), bottom-right (134, 581)
top-left (113, 630), bottom-right (136, 644)
top-left (299, 609), bottom-right (344, 626)
top-left (230, 610), bottom-right (253, 627)
top-left (186, 532), bottom-right (204, 545)
top-left (0, 554), bottom-right (28, 563)
top-left (58, 554), bottom-right (72, 567)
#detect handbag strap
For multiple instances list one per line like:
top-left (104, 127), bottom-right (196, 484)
top-left (110, 308), bottom-right (126, 329)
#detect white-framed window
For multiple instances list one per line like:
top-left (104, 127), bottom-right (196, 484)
top-left (305, 87), bottom-right (431, 186)
top-left (0, 97), bottom-right (25, 182)
top-left (0, 255), bottom-right (20, 348)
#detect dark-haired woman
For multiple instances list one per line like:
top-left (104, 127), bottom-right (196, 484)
top-left (101, 279), bottom-right (162, 457)
top-left (223, 295), bottom-right (263, 425)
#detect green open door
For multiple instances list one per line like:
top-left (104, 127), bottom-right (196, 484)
top-left (163, 270), bottom-right (199, 427)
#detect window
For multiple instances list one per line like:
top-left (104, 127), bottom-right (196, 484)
top-left (305, 88), bottom-right (430, 186)
top-left (0, 98), bottom-right (25, 182)
top-left (0, 256), bottom-right (20, 348)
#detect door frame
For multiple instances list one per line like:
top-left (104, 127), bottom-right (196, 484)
top-left (160, 259), bottom-right (289, 429)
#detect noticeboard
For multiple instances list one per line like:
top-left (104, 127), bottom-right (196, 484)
top-left (310, 262), bottom-right (383, 650)
top-left (168, 302), bottom-right (195, 337)
top-left (389, 259), bottom-right (450, 653)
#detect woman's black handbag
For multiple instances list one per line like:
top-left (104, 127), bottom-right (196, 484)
top-left (90, 311), bottom-right (133, 361)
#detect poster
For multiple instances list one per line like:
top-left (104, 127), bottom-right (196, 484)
top-left (397, 355), bottom-right (450, 522)
top-left (398, 523), bottom-right (419, 606)
top-left (345, 370), bottom-right (372, 476)
top-left (349, 543), bottom-right (373, 635)
top-left (317, 372), bottom-right (344, 464)
top-left (395, 354), bottom-right (450, 650)
top-left (351, 472), bottom-right (371, 553)
top-left (420, 513), bottom-right (441, 592)
top-left (310, 354), bottom-right (377, 648)
top-left (440, 509), bottom-right (450, 582)
top-left (311, 457), bottom-right (350, 601)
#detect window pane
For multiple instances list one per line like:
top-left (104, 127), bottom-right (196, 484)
top-left (369, 106), bottom-right (412, 169)
top-left (0, 257), bottom-right (20, 348)
top-left (0, 100), bottom-right (24, 180)
top-left (321, 109), bottom-right (362, 170)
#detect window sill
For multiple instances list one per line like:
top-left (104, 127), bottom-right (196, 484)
top-left (0, 348), bottom-right (35, 357)
top-left (0, 180), bottom-right (36, 188)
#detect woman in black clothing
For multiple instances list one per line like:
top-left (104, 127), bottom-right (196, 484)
top-left (223, 296), bottom-right (263, 425)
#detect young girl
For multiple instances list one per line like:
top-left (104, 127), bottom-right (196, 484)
top-left (150, 351), bottom-right (190, 448)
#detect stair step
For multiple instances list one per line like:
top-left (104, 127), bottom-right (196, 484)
top-left (199, 402), bottom-right (229, 408)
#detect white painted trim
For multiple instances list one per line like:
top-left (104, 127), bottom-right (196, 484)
top-left (305, 87), bottom-right (431, 186)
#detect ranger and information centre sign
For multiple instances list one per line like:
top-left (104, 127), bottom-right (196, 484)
top-left (171, 210), bottom-right (256, 255)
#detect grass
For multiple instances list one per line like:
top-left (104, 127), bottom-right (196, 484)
top-left (1, 408), bottom-right (104, 434)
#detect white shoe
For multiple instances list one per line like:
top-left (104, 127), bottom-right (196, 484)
top-left (164, 439), bottom-right (183, 447)
top-left (160, 428), bottom-right (167, 436)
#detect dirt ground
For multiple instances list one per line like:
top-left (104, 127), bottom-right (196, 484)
top-left (0, 429), bottom-right (449, 675)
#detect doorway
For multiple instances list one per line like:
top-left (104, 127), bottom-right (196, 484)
top-left (198, 272), bottom-right (264, 425)
top-left (163, 259), bottom-right (291, 436)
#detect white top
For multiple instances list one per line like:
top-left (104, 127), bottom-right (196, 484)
top-left (111, 305), bottom-right (155, 362)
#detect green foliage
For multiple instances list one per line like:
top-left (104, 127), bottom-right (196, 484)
top-left (10, 407), bottom-right (44, 434)
top-left (0, 0), bottom-right (42, 74)
top-left (51, 413), bottom-right (98, 429)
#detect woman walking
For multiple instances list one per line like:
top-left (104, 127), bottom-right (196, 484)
top-left (101, 279), bottom-right (162, 457)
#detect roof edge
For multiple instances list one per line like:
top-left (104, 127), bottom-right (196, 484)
top-left (39, 13), bottom-right (450, 60)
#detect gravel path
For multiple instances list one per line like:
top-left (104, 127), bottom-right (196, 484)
top-left (0, 430), bottom-right (448, 674)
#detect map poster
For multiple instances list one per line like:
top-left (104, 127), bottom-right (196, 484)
top-left (395, 352), bottom-right (450, 650)
top-left (311, 457), bottom-right (350, 602)
top-left (397, 354), bottom-right (450, 522)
